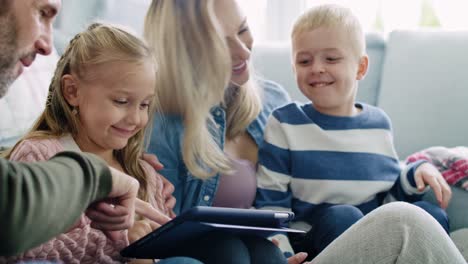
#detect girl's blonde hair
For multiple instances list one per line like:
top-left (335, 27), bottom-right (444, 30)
top-left (144, 0), bottom-right (261, 179)
top-left (292, 4), bottom-right (366, 57)
top-left (5, 23), bottom-right (156, 201)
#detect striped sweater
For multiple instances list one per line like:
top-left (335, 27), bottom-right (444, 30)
top-left (255, 102), bottom-right (426, 223)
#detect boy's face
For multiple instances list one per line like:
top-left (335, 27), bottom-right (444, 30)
top-left (292, 26), bottom-right (368, 116)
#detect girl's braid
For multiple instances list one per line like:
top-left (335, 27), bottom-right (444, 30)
top-left (45, 32), bottom-right (82, 107)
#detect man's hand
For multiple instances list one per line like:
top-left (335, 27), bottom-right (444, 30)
top-left (85, 167), bottom-right (172, 240)
top-left (414, 162), bottom-right (452, 209)
top-left (86, 167), bottom-right (140, 240)
top-left (87, 167), bottom-right (140, 230)
top-left (142, 153), bottom-right (176, 212)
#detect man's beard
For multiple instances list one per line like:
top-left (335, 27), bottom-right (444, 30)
top-left (0, 11), bottom-right (18, 98)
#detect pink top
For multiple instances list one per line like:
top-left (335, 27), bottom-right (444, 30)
top-left (1, 135), bottom-right (169, 264)
top-left (212, 157), bottom-right (257, 209)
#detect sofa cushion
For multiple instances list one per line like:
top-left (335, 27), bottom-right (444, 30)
top-left (378, 30), bottom-right (468, 158)
top-left (362, 33), bottom-right (385, 105)
top-left (423, 187), bottom-right (468, 232)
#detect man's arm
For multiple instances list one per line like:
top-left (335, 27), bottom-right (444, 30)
top-left (0, 151), bottom-right (112, 256)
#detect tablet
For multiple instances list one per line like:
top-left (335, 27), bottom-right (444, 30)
top-left (121, 206), bottom-right (304, 259)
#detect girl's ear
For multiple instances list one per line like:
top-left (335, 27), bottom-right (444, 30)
top-left (61, 74), bottom-right (80, 106)
top-left (356, 55), bottom-right (369, 81)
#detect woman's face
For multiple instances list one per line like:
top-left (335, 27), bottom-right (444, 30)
top-left (214, 0), bottom-right (253, 87)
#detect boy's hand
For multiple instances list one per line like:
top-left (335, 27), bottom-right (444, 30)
top-left (414, 162), bottom-right (452, 209)
top-left (287, 253), bottom-right (310, 264)
top-left (271, 238), bottom-right (310, 264)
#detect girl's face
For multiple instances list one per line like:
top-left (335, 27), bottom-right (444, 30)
top-left (214, 0), bottom-right (253, 87)
top-left (70, 61), bottom-right (155, 154)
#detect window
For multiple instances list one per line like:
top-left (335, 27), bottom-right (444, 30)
top-left (238, 0), bottom-right (468, 43)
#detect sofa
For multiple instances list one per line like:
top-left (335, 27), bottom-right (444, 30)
top-left (252, 30), bottom-right (468, 233)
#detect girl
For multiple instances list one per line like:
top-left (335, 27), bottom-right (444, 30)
top-left (1, 23), bottom-right (194, 264)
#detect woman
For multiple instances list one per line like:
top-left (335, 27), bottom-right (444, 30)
top-left (144, 0), bottom-right (291, 262)
top-left (145, 0), bottom-right (289, 216)
top-left (143, 0), bottom-right (466, 263)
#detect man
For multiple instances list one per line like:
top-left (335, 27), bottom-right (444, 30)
top-left (0, 0), bottom-right (170, 256)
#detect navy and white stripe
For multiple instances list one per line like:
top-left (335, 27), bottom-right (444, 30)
top-left (255, 102), bottom-right (424, 221)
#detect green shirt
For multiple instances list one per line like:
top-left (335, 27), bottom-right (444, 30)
top-left (0, 151), bottom-right (112, 256)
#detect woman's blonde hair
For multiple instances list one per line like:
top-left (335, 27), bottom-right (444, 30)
top-left (5, 23), bottom-right (156, 201)
top-left (292, 4), bottom-right (366, 57)
top-left (145, 0), bottom-right (261, 179)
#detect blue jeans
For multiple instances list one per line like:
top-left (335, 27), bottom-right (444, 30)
top-left (290, 204), bottom-right (364, 260)
top-left (176, 231), bottom-right (287, 264)
top-left (159, 257), bottom-right (204, 264)
top-left (412, 201), bottom-right (449, 233)
top-left (22, 258), bottom-right (203, 264)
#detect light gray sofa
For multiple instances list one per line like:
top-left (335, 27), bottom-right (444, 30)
top-left (252, 30), bottom-right (468, 232)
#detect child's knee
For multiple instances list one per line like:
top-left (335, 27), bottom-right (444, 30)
top-left (241, 235), bottom-right (287, 264)
top-left (321, 204), bottom-right (364, 225)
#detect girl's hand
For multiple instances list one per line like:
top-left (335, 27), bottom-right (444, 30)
top-left (135, 199), bottom-right (171, 225)
top-left (414, 162), bottom-right (452, 209)
top-left (127, 221), bottom-right (156, 264)
top-left (128, 219), bottom-right (160, 244)
top-left (127, 218), bottom-right (161, 264)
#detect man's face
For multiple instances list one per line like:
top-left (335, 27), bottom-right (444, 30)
top-left (0, 0), bottom-right (61, 98)
top-left (0, 6), bottom-right (16, 97)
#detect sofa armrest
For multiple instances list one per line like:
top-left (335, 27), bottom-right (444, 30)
top-left (423, 186), bottom-right (468, 232)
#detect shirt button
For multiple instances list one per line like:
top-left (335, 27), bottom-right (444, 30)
top-left (214, 110), bottom-right (222, 117)
top-left (203, 195), bottom-right (210, 202)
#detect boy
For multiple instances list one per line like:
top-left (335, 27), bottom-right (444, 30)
top-left (255, 4), bottom-right (451, 259)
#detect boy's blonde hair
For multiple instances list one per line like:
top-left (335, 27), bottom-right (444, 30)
top-left (144, 0), bottom-right (261, 179)
top-left (292, 4), bottom-right (366, 57)
top-left (6, 23), bottom-right (156, 201)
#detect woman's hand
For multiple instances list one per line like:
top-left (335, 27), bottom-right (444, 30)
top-left (142, 153), bottom-right (177, 212)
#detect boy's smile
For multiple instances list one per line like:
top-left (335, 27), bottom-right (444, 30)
top-left (292, 26), bottom-right (368, 117)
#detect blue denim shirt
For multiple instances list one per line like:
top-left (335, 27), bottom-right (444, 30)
top-left (148, 80), bottom-right (291, 214)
